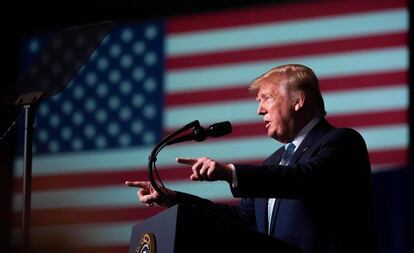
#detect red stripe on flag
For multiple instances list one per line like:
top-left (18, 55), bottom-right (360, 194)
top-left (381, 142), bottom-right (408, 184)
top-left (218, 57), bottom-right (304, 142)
top-left (369, 148), bottom-right (408, 167)
top-left (167, 32), bottom-right (407, 70)
top-left (167, 0), bottom-right (407, 34)
top-left (13, 169), bottom-right (149, 193)
top-left (319, 70), bottom-right (407, 93)
top-left (13, 199), bottom-right (240, 228)
top-left (165, 71), bottom-right (407, 106)
top-left (326, 109), bottom-right (408, 128)
top-left (166, 85), bottom-right (250, 106)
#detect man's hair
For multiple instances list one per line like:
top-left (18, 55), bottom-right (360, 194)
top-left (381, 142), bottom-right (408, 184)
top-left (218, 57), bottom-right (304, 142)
top-left (249, 64), bottom-right (326, 116)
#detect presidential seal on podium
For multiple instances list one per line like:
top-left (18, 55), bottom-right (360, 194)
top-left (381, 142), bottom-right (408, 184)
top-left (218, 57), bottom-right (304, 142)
top-left (136, 233), bottom-right (156, 253)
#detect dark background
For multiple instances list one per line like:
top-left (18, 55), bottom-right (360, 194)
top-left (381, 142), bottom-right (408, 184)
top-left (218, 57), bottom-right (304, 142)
top-left (1, 0), bottom-right (412, 252)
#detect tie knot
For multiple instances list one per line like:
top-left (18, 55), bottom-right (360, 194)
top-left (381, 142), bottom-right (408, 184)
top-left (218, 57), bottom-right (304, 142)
top-left (280, 143), bottom-right (295, 165)
top-left (285, 142), bottom-right (295, 151)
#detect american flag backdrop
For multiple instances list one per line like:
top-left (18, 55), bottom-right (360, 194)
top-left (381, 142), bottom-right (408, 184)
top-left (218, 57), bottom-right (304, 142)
top-left (13, 0), bottom-right (409, 252)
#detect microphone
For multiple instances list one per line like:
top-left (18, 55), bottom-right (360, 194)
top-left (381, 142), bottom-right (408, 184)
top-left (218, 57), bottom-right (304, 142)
top-left (167, 121), bottom-right (232, 145)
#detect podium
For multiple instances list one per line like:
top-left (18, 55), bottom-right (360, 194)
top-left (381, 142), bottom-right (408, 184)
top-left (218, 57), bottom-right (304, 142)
top-left (129, 204), bottom-right (302, 253)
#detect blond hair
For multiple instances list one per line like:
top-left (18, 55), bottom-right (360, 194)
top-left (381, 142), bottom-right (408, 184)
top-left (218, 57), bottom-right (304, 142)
top-left (249, 64), bottom-right (326, 116)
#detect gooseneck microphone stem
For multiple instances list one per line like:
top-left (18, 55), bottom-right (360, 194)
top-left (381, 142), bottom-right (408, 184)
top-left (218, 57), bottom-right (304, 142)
top-left (147, 120), bottom-right (200, 203)
top-left (147, 120), bottom-right (232, 204)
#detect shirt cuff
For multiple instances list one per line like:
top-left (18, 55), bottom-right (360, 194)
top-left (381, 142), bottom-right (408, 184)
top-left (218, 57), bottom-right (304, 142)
top-left (228, 163), bottom-right (238, 188)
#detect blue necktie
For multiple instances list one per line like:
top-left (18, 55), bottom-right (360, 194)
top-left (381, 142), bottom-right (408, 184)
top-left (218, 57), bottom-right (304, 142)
top-left (268, 143), bottom-right (296, 234)
top-left (280, 143), bottom-right (296, 166)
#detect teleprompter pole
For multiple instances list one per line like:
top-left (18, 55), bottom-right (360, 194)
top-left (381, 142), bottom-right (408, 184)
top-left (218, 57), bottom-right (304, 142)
top-left (22, 104), bottom-right (36, 253)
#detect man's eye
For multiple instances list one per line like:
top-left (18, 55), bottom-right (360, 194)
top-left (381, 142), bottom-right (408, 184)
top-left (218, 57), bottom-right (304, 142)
top-left (257, 95), bottom-right (272, 103)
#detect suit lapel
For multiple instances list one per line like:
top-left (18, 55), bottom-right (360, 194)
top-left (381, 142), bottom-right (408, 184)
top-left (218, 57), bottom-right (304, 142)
top-left (289, 118), bottom-right (333, 165)
top-left (264, 148), bottom-right (284, 165)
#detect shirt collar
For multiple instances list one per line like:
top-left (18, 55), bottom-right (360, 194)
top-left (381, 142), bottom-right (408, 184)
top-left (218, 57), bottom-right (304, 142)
top-left (291, 117), bottom-right (321, 151)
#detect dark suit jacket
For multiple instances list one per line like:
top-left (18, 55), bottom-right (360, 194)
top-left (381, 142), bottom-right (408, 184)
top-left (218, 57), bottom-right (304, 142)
top-left (175, 118), bottom-right (376, 253)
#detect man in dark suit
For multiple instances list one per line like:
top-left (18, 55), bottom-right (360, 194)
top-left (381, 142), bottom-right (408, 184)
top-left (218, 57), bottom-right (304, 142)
top-left (126, 64), bottom-right (376, 253)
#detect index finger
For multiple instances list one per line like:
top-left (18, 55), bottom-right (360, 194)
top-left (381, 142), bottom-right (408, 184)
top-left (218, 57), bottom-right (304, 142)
top-left (125, 181), bottom-right (147, 188)
top-left (176, 157), bottom-right (198, 165)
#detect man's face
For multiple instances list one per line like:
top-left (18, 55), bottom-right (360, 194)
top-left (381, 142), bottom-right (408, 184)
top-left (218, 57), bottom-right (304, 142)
top-left (256, 83), bottom-right (295, 143)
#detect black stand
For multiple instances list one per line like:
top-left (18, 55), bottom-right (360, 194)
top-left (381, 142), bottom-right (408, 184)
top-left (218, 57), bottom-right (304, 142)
top-left (22, 104), bottom-right (36, 253)
top-left (4, 21), bottom-right (114, 253)
top-left (13, 92), bottom-right (44, 253)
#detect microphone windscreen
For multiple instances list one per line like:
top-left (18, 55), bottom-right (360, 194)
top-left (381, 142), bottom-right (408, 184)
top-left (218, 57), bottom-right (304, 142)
top-left (208, 121), bottom-right (232, 137)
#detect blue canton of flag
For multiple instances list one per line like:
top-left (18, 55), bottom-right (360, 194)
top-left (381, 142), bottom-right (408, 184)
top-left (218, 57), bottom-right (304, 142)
top-left (17, 21), bottom-right (165, 155)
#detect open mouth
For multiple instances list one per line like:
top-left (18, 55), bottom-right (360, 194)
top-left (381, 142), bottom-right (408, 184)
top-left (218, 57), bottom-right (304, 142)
top-left (264, 121), bottom-right (271, 129)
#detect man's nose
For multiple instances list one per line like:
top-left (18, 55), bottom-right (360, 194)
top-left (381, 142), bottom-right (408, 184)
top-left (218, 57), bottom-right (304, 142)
top-left (257, 103), bottom-right (266, 115)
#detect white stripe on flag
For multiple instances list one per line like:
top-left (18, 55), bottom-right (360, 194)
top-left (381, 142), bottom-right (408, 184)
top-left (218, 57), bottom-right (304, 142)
top-left (357, 124), bottom-right (409, 151)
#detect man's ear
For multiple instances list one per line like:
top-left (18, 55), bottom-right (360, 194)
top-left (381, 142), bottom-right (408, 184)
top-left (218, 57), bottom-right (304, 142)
top-left (293, 91), bottom-right (305, 111)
